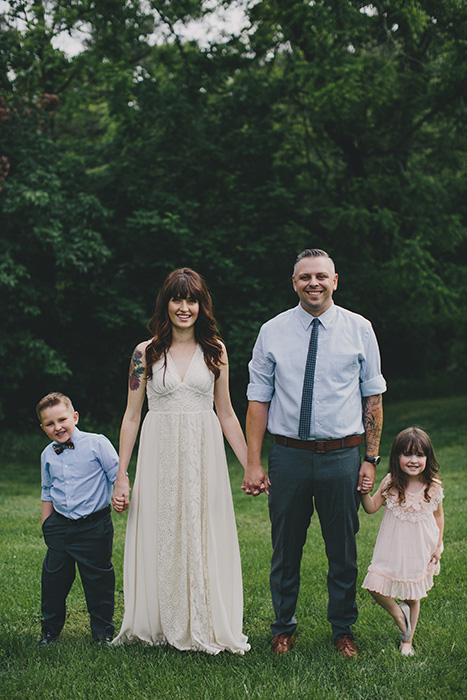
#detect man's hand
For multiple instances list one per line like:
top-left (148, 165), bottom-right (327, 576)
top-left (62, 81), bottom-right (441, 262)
top-left (357, 461), bottom-right (376, 493)
top-left (242, 462), bottom-right (271, 497)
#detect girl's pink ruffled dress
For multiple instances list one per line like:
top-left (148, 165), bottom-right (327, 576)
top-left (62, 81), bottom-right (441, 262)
top-left (362, 475), bottom-right (444, 600)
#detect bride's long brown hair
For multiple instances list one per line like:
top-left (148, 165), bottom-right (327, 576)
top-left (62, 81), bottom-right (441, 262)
top-left (145, 268), bottom-right (223, 380)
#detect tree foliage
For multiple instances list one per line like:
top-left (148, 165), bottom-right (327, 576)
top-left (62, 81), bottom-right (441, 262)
top-left (246, 0), bottom-right (467, 371)
top-left (1, 0), bottom-right (466, 425)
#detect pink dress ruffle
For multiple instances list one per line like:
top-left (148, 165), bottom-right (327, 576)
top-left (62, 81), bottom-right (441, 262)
top-left (362, 476), bottom-right (443, 600)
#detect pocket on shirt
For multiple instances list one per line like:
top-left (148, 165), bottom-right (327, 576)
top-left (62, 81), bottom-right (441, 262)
top-left (331, 354), bottom-right (359, 381)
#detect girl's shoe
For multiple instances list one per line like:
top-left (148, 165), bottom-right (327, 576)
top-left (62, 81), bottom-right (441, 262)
top-left (399, 643), bottom-right (415, 657)
top-left (398, 602), bottom-right (412, 642)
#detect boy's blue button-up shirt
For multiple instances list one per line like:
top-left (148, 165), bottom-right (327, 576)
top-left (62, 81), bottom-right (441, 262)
top-left (247, 302), bottom-right (387, 440)
top-left (41, 427), bottom-right (119, 519)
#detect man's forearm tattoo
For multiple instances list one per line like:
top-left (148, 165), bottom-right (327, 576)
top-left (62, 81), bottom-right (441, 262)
top-left (362, 394), bottom-right (383, 456)
top-left (129, 349), bottom-right (144, 390)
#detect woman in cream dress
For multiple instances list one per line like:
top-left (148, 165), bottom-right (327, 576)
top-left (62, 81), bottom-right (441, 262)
top-left (112, 268), bottom-right (250, 654)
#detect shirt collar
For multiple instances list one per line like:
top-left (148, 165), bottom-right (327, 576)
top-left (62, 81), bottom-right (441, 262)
top-left (295, 301), bottom-right (336, 330)
top-left (70, 426), bottom-right (82, 443)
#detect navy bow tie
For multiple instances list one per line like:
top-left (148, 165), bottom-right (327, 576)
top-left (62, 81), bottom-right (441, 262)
top-left (53, 439), bottom-right (75, 455)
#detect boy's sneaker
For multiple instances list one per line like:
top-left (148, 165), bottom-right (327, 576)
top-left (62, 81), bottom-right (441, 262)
top-left (39, 632), bottom-right (58, 647)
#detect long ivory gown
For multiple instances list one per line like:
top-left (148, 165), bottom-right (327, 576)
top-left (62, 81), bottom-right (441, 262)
top-left (113, 345), bottom-right (250, 654)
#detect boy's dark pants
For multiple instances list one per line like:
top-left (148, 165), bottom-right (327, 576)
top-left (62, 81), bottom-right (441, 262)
top-left (41, 507), bottom-right (115, 640)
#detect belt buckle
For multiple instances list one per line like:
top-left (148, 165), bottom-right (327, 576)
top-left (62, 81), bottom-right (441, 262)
top-left (315, 441), bottom-right (326, 453)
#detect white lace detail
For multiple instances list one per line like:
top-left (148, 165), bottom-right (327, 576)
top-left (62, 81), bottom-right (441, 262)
top-left (382, 474), bottom-right (444, 522)
top-left (157, 414), bottom-right (214, 649)
top-left (151, 346), bottom-right (215, 647)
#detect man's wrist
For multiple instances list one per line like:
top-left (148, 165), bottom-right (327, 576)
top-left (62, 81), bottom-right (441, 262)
top-left (364, 455), bottom-right (381, 466)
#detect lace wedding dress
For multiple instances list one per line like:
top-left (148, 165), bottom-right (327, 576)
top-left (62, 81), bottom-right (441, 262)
top-left (362, 474), bottom-right (444, 599)
top-left (113, 345), bottom-right (250, 654)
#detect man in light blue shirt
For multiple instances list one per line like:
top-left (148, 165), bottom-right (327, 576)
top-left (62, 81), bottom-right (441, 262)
top-left (243, 249), bottom-right (386, 658)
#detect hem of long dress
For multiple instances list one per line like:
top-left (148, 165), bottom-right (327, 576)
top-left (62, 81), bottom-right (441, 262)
top-left (111, 632), bottom-right (167, 648)
top-left (111, 631), bottom-right (250, 655)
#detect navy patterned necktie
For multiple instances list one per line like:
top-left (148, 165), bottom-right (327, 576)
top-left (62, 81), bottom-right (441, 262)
top-left (53, 439), bottom-right (74, 455)
top-left (298, 317), bottom-right (320, 440)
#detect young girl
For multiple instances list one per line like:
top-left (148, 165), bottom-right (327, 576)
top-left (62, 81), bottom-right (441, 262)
top-left (361, 427), bottom-right (444, 656)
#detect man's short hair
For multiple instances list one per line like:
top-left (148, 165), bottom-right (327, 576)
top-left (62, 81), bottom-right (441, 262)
top-left (36, 392), bottom-right (75, 421)
top-left (294, 248), bottom-right (335, 275)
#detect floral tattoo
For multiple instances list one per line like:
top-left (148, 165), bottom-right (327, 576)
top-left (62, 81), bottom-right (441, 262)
top-left (129, 349), bottom-right (144, 390)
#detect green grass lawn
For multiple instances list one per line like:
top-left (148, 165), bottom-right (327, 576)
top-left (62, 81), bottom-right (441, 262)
top-left (1, 395), bottom-right (466, 699)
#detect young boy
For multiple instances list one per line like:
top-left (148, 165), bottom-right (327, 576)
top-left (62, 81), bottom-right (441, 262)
top-left (37, 392), bottom-right (119, 646)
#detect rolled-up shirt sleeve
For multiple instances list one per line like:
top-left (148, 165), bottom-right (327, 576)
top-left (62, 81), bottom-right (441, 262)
top-left (96, 435), bottom-right (119, 483)
top-left (247, 328), bottom-right (275, 402)
top-left (359, 323), bottom-right (387, 397)
top-left (41, 457), bottom-right (53, 502)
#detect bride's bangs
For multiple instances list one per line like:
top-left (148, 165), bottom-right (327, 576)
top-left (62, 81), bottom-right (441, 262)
top-left (169, 274), bottom-right (202, 302)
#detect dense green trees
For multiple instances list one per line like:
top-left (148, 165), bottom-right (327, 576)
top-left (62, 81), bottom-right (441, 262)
top-left (1, 0), bottom-right (466, 425)
top-left (247, 0), bottom-right (467, 376)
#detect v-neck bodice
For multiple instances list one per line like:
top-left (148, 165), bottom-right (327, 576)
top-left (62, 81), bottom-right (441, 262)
top-left (146, 344), bottom-right (214, 413)
top-left (167, 345), bottom-right (198, 383)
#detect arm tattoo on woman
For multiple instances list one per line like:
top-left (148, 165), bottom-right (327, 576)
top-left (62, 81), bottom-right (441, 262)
top-left (129, 349), bottom-right (145, 390)
top-left (362, 394), bottom-right (383, 456)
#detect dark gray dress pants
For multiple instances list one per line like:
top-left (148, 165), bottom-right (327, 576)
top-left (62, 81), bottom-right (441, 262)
top-left (268, 442), bottom-right (361, 639)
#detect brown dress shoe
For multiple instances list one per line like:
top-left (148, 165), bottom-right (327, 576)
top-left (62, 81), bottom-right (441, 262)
top-left (272, 634), bottom-right (295, 655)
top-left (334, 636), bottom-right (359, 658)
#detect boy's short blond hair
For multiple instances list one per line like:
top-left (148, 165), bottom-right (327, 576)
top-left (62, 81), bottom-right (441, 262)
top-left (36, 392), bottom-right (75, 421)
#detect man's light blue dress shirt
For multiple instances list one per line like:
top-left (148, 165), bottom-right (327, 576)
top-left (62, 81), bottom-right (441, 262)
top-left (41, 427), bottom-right (119, 519)
top-left (247, 302), bottom-right (387, 440)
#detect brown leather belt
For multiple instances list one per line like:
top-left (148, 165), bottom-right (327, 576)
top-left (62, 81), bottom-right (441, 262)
top-left (275, 435), bottom-right (363, 453)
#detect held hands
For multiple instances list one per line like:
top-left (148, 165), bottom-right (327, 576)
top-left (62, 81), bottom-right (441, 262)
top-left (360, 476), bottom-right (373, 494)
top-left (112, 476), bottom-right (131, 513)
top-left (242, 462), bottom-right (271, 497)
top-left (357, 461), bottom-right (376, 493)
